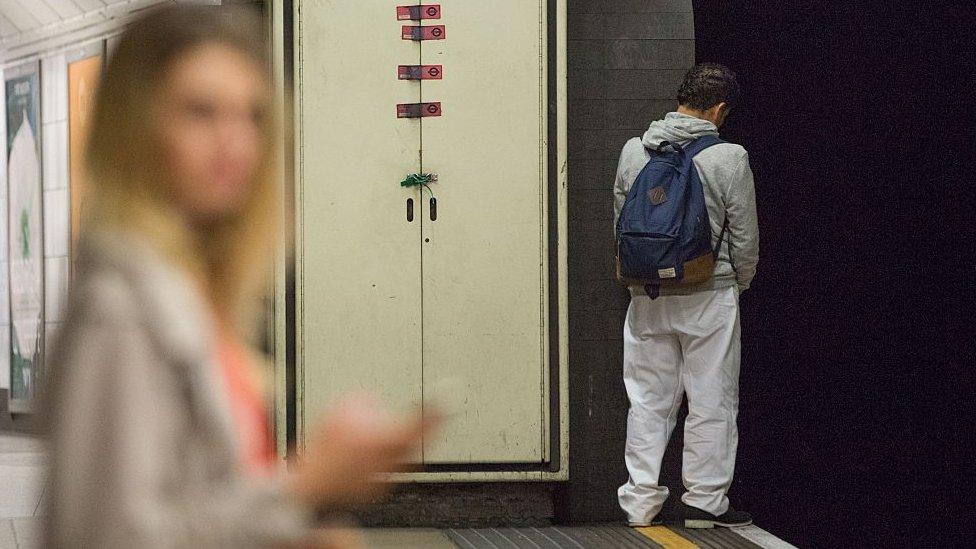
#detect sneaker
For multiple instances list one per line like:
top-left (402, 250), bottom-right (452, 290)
top-left (682, 504), bottom-right (752, 529)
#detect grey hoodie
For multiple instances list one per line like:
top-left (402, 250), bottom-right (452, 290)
top-left (613, 112), bottom-right (759, 295)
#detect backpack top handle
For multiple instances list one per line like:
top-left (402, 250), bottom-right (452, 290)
top-left (655, 140), bottom-right (685, 155)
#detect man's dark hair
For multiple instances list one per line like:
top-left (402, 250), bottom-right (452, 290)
top-left (676, 63), bottom-right (740, 111)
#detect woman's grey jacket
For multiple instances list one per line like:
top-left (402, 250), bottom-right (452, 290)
top-left (43, 230), bottom-right (314, 548)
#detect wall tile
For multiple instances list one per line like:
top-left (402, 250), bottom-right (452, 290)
top-left (605, 69), bottom-right (686, 100)
top-left (568, 0), bottom-right (608, 15)
top-left (44, 256), bottom-right (69, 322)
top-left (606, 12), bottom-right (694, 39)
top-left (41, 53), bottom-right (68, 125)
top-left (605, 100), bottom-right (675, 129)
top-left (567, 40), bottom-right (607, 71)
top-left (607, 39), bottom-right (695, 69)
top-left (0, 197), bottom-right (6, 262)
top-left (0, 327), bottom-right (8, 390)
top-left (568, 130), bottom-right (610, 159)
top-left (42, 120), bottom-right (68, 191)
top-left (577, 278), bottom-right (622, 312)
top-left (568, 99), bottom-right (608, 130)
top-left (44, 321), bottom-right (62, 363)
top-left (0, 261), bottom-right (8, 325)
top-left (570, 189), bottom-right (613, 222)
top-left (568, 13), bottom-right (607, 40)
top-left (568, 158), bottom-right (616, 191)
top-left (43, 188), bottom-right (69, 258)
top-left (606, 309), bottom-right (626, 340)
top-left (605, 0), bottom-right (693, 13)
top-left (568, 67), bottom-right (607, 99)
top-left (1, 68), bottom-right (6, 313)
top-left (571, 309), bottom-right (608, 341)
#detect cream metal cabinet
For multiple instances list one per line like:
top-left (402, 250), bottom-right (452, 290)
top-left (419, 4), bottom-right (548, 464)
top-left (292, 0), bottom-right (568, 477)
top-left (296, 1), bottom-right (424, 430)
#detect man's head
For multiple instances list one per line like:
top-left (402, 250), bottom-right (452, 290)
top-left (676, 63), bottom-right (740, 128)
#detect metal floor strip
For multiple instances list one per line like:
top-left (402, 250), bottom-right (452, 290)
top-left (468, 527), bottom-right (509, 548)
top-left (447, 528), bottom-right (477, 549)
top-left (446, 526), bottom-right (664, 548)
top-left (548, 527), bottom-right (590, 549)
top-left (495, 528), bottom-right (543, 549)
top-left (729, 526), bottom-right (798, 549)
top-left (673, 527), bottom-right (762, 549)
top-left (445, 525), bottom-right (793, 549)
top-left (585, 525), bottom-right (653, 549)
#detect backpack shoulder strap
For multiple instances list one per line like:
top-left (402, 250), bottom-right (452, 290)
top-left (682, 135), bottom-right (725, 159)
top-left (683, 135), bottom-right (730, 259)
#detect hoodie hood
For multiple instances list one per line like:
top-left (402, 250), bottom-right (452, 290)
top-left (641, 112), bottom-right (719, 150)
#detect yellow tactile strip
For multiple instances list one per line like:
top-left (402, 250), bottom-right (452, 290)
top-left (636, 526), bottom-right (699, 548)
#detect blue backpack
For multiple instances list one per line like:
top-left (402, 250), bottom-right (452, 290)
top-left (615, 136), bottom-right (728, 297)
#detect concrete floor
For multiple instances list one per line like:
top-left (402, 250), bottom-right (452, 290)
top-left (364, 529), bottom-right (457, 548)
top-left (0, 519), bottom-right (39, 549)
top-left (0, 522), bottom-right (453, 549)
top-left (0, 432), bottom-right (45, 549)
top-left (0, 433), bottom-right (44, 520)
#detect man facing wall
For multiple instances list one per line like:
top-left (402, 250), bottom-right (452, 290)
top-left (613, 63), bottom-right (759, 528)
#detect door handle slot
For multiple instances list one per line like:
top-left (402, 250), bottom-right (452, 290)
top-left (429, 198), bottom-right (437, 221)
top-left (407, 198), bottom-right (414, 222)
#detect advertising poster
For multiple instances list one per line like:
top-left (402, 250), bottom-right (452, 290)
top-left (68, 49), bottom-right (103, 253)
top-left (5, 62), bottom-right (44, 408)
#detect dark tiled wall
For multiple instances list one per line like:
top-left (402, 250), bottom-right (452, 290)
top-left (561, 0), bottom-right (695, 522)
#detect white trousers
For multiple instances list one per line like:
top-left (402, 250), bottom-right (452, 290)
top-left (617, 286), bottom-right (741, 523)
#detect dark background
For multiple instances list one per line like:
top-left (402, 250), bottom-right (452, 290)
top-left (560, 1), bottom-right (973, 547)
top-left (694, 2), bottom-right (973, 546)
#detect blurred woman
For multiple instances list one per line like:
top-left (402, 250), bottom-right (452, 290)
top-left (43, 6), bottom-right (427, 548)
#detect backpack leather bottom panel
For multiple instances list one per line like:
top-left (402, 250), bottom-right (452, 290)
top-left (615, 251), bottom-right (716, 289)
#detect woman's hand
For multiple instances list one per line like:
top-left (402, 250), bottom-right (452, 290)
top-left (285, 518), bottom-right (367, 549)
top-left (307, 523), bottom-right (368, 549)
top-left (287, 394), bottom-right (437, 509)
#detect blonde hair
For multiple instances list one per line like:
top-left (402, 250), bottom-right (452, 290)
top-left (85, 5), bottom-right (277, 332)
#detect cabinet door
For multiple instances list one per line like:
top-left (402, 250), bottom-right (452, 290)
top-left (419, 2), bottom-right (548, 463)
top-left (298, 1), bottom-right (424, 438)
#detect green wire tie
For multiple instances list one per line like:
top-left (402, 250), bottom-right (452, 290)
top-left (400, 173), bottom-right (437, 197)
